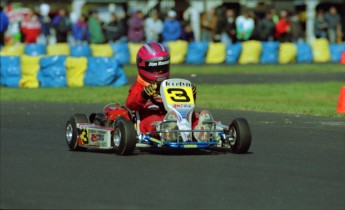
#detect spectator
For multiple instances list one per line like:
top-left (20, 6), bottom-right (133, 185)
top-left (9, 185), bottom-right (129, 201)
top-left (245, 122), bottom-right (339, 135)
top-left (200, 7), bottom-right (218, 41)
top-left (162, 10), bottom-right (181, 42)
top-left (127, 10), bottom-right (145, 43)
top-left (236, 10), bottom-right (255, 41)
top-left (88, 10), bottom-right (105, 44)
top-left (290, 12), bottom-right (304, 42)
top-left (52, 8), bottom-right (71, 43)
top-left (20, 9), bottom-right (41, 43)
top-left (144, 10), bottom-right (163, 43)
top-left (104, 13), bottom-right (127, 43)
top-left (325, 6), bottom-right (341, 43)
top-left (180, 21), bottom-right (194, 42)
top-left (275, 10), bottom-right (291, 42)
top-left (72, 14), bottom-right (89, 44)
top-left (0, 6), bottom-right (9, 46)
top-left (270, 8), bottom-right (279, 24)
top-left (216, 8), bottom-right (237, 44)
top-left (38, 3), bottom-right (51, 44)
top-left (314, 10), bottom-right (328, 39)
top-left (255, 11), bottom-right (275, 41)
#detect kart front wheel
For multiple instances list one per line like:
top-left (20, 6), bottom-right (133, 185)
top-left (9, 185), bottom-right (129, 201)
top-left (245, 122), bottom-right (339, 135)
top-left (65, 114), bottom-right (89, 151)
top-left (228, 118), bottom-right (252, 154)
top-left (112, 117), bottom-right (137, 155)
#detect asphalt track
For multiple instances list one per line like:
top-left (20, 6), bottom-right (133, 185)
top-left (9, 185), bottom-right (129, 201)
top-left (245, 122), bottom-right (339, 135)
top-left (1, 72), bottom-right (345, 209)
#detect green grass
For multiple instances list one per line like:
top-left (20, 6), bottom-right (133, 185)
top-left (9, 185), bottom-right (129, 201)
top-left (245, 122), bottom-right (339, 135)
top-left (124, 63), bottom-right (345, 77)
top-left (1, 81), bottom-right (343, 117)
top-left (197, 82), bottom-right (342, 117)
top-left (1, 64), bottom-right (344, 116)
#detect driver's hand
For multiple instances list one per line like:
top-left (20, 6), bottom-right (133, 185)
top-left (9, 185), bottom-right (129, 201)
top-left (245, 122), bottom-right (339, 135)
top-left (142, 83), bottom-right (158, 99)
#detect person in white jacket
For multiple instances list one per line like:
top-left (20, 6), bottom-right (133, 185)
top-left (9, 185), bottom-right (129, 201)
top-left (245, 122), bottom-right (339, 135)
top-left (145, 10), bottom-right (163, 43)
top-left (235, 10), bottom-right (255, 41)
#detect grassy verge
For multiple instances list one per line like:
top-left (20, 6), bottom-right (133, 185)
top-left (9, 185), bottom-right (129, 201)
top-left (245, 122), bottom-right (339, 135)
top-left (1, 82), bottom-right (343, 117)
top-left (124, 63), bottom-right (345, 77)
top-left (197, 82), bottom-right (342, 117)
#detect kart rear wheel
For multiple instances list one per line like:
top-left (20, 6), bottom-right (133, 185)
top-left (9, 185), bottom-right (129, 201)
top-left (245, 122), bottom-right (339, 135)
top-left (65, 114), bottom-right (89, 151)
top-left (113, 116), bottom-right (137, 155)
top-left (228, 118), bottom-right (252, 154)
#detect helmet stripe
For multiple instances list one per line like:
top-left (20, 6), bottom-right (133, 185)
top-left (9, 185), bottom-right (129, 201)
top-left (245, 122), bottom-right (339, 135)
top-left (143, 43), bottom-right (155, 54)
top-left (156, 43), bottom-right (166, 52)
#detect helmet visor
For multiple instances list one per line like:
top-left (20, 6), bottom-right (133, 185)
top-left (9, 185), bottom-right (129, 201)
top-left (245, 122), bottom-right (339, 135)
top-left (144, 60), bottom-right (170, 74)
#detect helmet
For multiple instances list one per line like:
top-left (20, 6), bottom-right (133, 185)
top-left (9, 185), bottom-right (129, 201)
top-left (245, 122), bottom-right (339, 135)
top-left (136, 42), bottom-right (170, 83)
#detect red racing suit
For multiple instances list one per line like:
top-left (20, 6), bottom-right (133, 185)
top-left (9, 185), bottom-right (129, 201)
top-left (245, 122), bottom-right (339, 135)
top-left (126, 75), bottom-right (198, 134)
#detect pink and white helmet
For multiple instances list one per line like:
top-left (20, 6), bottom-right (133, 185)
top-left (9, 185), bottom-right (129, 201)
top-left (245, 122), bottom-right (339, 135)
top-left (136, 42), bottom-right (170, 83)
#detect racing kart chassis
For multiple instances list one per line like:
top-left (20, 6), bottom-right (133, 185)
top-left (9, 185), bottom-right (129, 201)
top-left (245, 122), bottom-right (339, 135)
top-left (65, 79), bottom-right (252, 155)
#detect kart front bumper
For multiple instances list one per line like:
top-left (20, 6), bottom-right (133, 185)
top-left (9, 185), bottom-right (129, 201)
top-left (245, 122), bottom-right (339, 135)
top-left (163, 141), bottom-right (218, 149)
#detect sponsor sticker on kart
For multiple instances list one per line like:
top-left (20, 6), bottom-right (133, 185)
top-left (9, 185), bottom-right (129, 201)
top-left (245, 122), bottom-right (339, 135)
top-left (91, 134), bottom-right (104, 142)
top-left (90, 130), bottom-right (106, 142)
top-left (161, 80), bottom-right (194, 106)
top-left (78, 129), bottom-right (89, 144)
top-left (77, 126), bottom-right (111, 147)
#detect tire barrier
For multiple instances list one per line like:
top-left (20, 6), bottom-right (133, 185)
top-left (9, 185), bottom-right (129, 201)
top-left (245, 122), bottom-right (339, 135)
top-left (24, 44), bottom-right (46, 56)
top-left (90, 44), bottom-right (113, 57)
top-left (70, 44), bottom-right (91, 57)
top-left (279, 43), bottom-right (297, 64)
top-left (206, 42), bottom-right (226, 64)
top-left (66, 57), bottom-right (87, 87)
top-left (1, 39), bottom-right (344, 65)
top-left (260, 41), bottom-right (280, 64)
top-left (110, 42), bottom-right (130, 65)
top-left (0, 56), bottom-right (21, 87)
top-left (0, 55), bottom-right (128, 88)
top-left (47, 43), bottom-right (70, 56)
top-left (128, 43), bottom-right (142, 64)
top-left (0, 44), bottom-right (24, 56)
top-left (239, 40), bottom-right (262, 64)
top-left (84, 57), bottom-right (127, 87)
top-left (19, 55), bottom-right (41, 88)
top-left (1, 39), bottom-right (344, 88)
top-left (296, 42), bottom-right (313, 63)
top-left (226, 42), bottom-right (242, 64)
top-left (330, 43), bottom-right (345, 63)
top-left (167, 40), bottom-right (188, 64)
top-left (38, 56), bottom-right (67, 87)
top-left (185, 41), bottom-right (208, 64)
top-left (312, 38), bottom-right (331, 63)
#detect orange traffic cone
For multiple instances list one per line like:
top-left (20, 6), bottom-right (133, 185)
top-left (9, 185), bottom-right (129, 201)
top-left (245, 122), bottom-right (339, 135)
top-left (337, 86), bottom-right (345, 113)
top-left (341, 52), bottom-right (345, 64)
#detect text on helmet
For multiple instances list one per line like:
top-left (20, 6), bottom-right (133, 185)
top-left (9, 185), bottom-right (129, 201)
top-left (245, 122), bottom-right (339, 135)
top-left (147, 60), bottom-right (170, 67)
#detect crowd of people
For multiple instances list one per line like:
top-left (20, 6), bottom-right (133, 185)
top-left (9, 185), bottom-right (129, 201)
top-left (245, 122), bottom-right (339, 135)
top-left (0, 4), bottom-right (343, 47)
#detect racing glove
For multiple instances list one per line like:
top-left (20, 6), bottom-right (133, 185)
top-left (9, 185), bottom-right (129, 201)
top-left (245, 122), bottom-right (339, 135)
top-left (142, 83), bottom-right (158, 99)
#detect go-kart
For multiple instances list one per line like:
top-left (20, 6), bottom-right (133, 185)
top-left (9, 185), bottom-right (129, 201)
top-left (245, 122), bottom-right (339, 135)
top-left (65, 78), bottom-right (252, 155)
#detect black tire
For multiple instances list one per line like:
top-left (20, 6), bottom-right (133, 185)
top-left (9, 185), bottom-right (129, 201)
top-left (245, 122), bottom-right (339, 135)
top-left (229, 118), bottom-right (252, 154)
top-left (65, 114), bottom-right (89, 151)
top-left (112, 116), bottom-right (137, 155)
